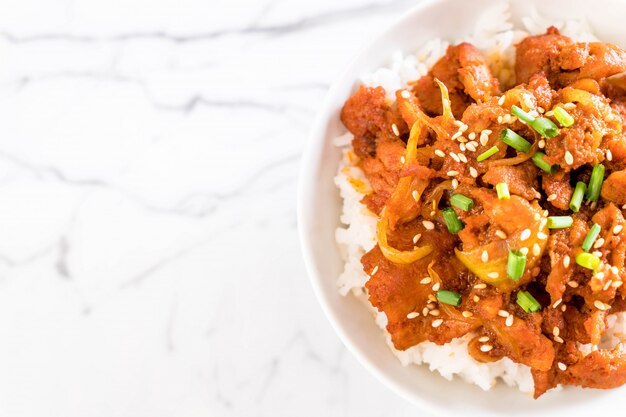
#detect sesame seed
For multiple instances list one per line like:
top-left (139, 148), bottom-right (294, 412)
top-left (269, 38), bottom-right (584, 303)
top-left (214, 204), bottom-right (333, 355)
top-left (432, 282), bottom-right (441, 291)
top-left (478, 336), bottom-right (490, 342)
top-left (594, 238), bottom-right (605, 249)
top-left (447, 170), bottom-right (460, 177)
top-left (466, 143), bottom-right (477, 152)
top-left (604, 280), bottom-right (613, 291)
top-left (561, 305), bottom-right (567, 312)
top-left (538, 139), bottom-right (546, 149)
top-left (451, 179), bottom-right (459, 189)
top-left (520, 229), bottom-right (531, 241)
top-left (413, 234), bottom-right (422, 244)
top-left (470, 167), bottom-right (478, 178)
top-left (538, 232), bottom-right (548, 240)
top-left (498, 310), bottom-right (510, 317)
top-left (407, 312), bottom-right (420, 319)
top-left (612, 281), bottom-right (623, 288)
top-left (468, 132), bottom-right (476, 140)
top-left (423, 220), bottom-right (435, 230)
top-left (400, 156), bottom-right (406, 164)
top-left (554, 336), bottom-right (564, 343)
top-left (392, 124), bottom-right (400, 136)
top-left (591, 201), bottom-right (598, 210)
top-left (434, 149), bottom-right (445, 157)
top-left (540, 218), bottom-right (547, 228)
top-left (532, 243), bottom-right (540, 256)
top-left (422, 307), bottom-right (430, 316)
top-left (563, 255), bottom-right (571, 268)
top-left (594, 300), bottom-right (610, 311)
top-left (495, 230), bottom-right (507, 239)
top-left (454, 120), bottom-right (464, 127)
top-left (420, 277), bottom-right (432, 284)
top-left (524, 97), bottom-right (534, 109)
top-left (553, 299), bottom-right (562, 308)
top-left (557, 362), bottom-right (567, 371)
top-left (488, 272), bottom-right (499, 279)
top-left (498, 96), bottom-right (505, 106)
top-left (529, 110), bottom-right (539, 118)
top-left (451, 131), bottom-right (463, 140)
top-left (614, 225), bottom-right (623, 234)
top-left (473, 295), bottom-right (480, 302)
top-left (431, 319), bottom-right (444, 328)
top-left (503, 114), bottom-right (511, 124)
top-left (520, 247), bottom-right (529, 255)
top-left (459, 124), bottom-right (468, 133)
top-left (595, 271), bottom-right (605, 280)
top-left (458, 136), bottom-right (467, 143)
top-left (607, 149), bottom-right (613, 161)
top-left (480, 133), bottom-right (489, 146)
top-left (538, 106), bottom-right (545, 114)
top-left (565, 151), bottom-right (574, 165)
top-left (623, 204), bottom-right (626, 210)
top-left (505, 315), bottom-right (514, 327)
top-left (497, 116), bottom-right (503, 123)
top-left (401, 90), bottom-right (411, 99)
top-left (481, 251), bottom-right (489, 263)
top-left (567, 281), bottom-right (579, 288)
top-left (611, 266), bottom-right (619, 275)
top-left (412, 190), bottom-right (419, 201)
top-left (553, 326), bottom-right (560, 337)
top-left (460, 143), bottom-right (466, 152)
top-left (474, 283), bottom-right (487, 289)
top-left (429, 309), bottom-right (440, 316)
top-left (547, 194), bottom-right (557, 201)
top-left (462, 311), bottom-right (473, 318)
top-left (459, 154), bottom-right (468, 163)
top-left (450, 152), bottom-right (460, 163)
top-left (483, 129), bottom-right (492, 135)
top-left (592, 251), bottom-right (603, 258)
top-left (371, 265), bottom-right (379, 276)
top-left (480, 344), bottom-right (493, 352)
top-left (545, 110), bottom-right (554, 117)
top-left (564, 102), bottom-right (576, 110)
top-left (430, 210), bottom-right (436, 217)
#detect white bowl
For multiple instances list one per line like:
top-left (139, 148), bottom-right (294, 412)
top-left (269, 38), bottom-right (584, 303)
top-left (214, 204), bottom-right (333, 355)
top-left (298, 0), bottom-right (626, 415)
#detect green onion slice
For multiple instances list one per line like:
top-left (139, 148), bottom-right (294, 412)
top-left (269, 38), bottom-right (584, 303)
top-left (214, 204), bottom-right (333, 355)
top-left (437, 290), bottom-right (462, 306)
top-left (531, 152), bottom-right (556, 173)
top-left (450, 194), bottom-right (474, 211)
top-left (507, 250), bottom-right (526, 281)
top-left (510, 105), bottom-right (559, 138)
top-left (496, 182), bottom-right (510, 200)
top-left (570, 181), bottom-right (587, 213)
top-left (517, 290), bottom-right (541, 313)
top-left (500, 128), bottom-right (531, 153)
top-left (477, 146), bottom-right (499, 162)
top-left (443, 207), bottom-right (464, 234)
top-left (547, 216), bottom-right (573, 229)
top-left (553, 107), bottom-right (575, 127)
top-left (511, 105), bottom-right (535, 124)
top-left (576, 252), bottom-right (601, 270)
top-left (582, 223), bottom-right (601, 252)
top-left (586, 164), bottom-right (605, 202)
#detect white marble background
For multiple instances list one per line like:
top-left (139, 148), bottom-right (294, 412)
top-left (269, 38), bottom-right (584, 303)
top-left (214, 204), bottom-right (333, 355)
top-left (0, 0), bottom-right (434, 416)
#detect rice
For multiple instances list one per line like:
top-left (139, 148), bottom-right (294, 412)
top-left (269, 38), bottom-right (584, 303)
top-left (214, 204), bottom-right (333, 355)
top-left (334, 3), bottom-right (620, 393)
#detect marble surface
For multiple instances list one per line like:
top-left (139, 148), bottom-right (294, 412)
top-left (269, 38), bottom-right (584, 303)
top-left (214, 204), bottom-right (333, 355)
top-left (0, 0), bottom-right (435, 416)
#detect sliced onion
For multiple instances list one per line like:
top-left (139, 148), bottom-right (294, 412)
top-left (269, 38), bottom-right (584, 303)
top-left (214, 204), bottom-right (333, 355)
top-left (376, 211), bottom-right (433, 264)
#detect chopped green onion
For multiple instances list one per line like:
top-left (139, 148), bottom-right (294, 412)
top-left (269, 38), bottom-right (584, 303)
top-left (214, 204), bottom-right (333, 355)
top-left (517, 290), bottom-right (542, 313)
top-left (575, 252), bottom-right (601, 270)
top-left (531, 152), bottom-right (556, 173)
top-left (507, 250), bottom-right (526, 281)
top-left (496, 182), bottom-right (510, 200)
top-left (477, 146), bottom-right (499, 162)
top-left (586, 164), bottom-right (605, 202)
top-left (450, 194), bottom-right (474, 211)
top-left (500, 128), bottom-right (531, 153)
top-left (531, 117), bottom-right (560, 138)
top-left (437, 290), bottom-right (462, 306)
top-left (570, 181), bottom-right (587, 213)
top-left (553, 107), bottom-right (575, 127)
top-left (582, 223), bottom-right (601, 252)
top-left (547, 216), bottom-right (573, 229)
top-left (443, 207), bottom-right (464, 234)
top-left (511, 105), bottom-right (535, 124)
top-left (510, 105), bottom-right (559, 138)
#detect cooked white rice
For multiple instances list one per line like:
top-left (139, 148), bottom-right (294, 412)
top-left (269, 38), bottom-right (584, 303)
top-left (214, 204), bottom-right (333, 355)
top-left (334, 3), bottom-right (623, 393)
